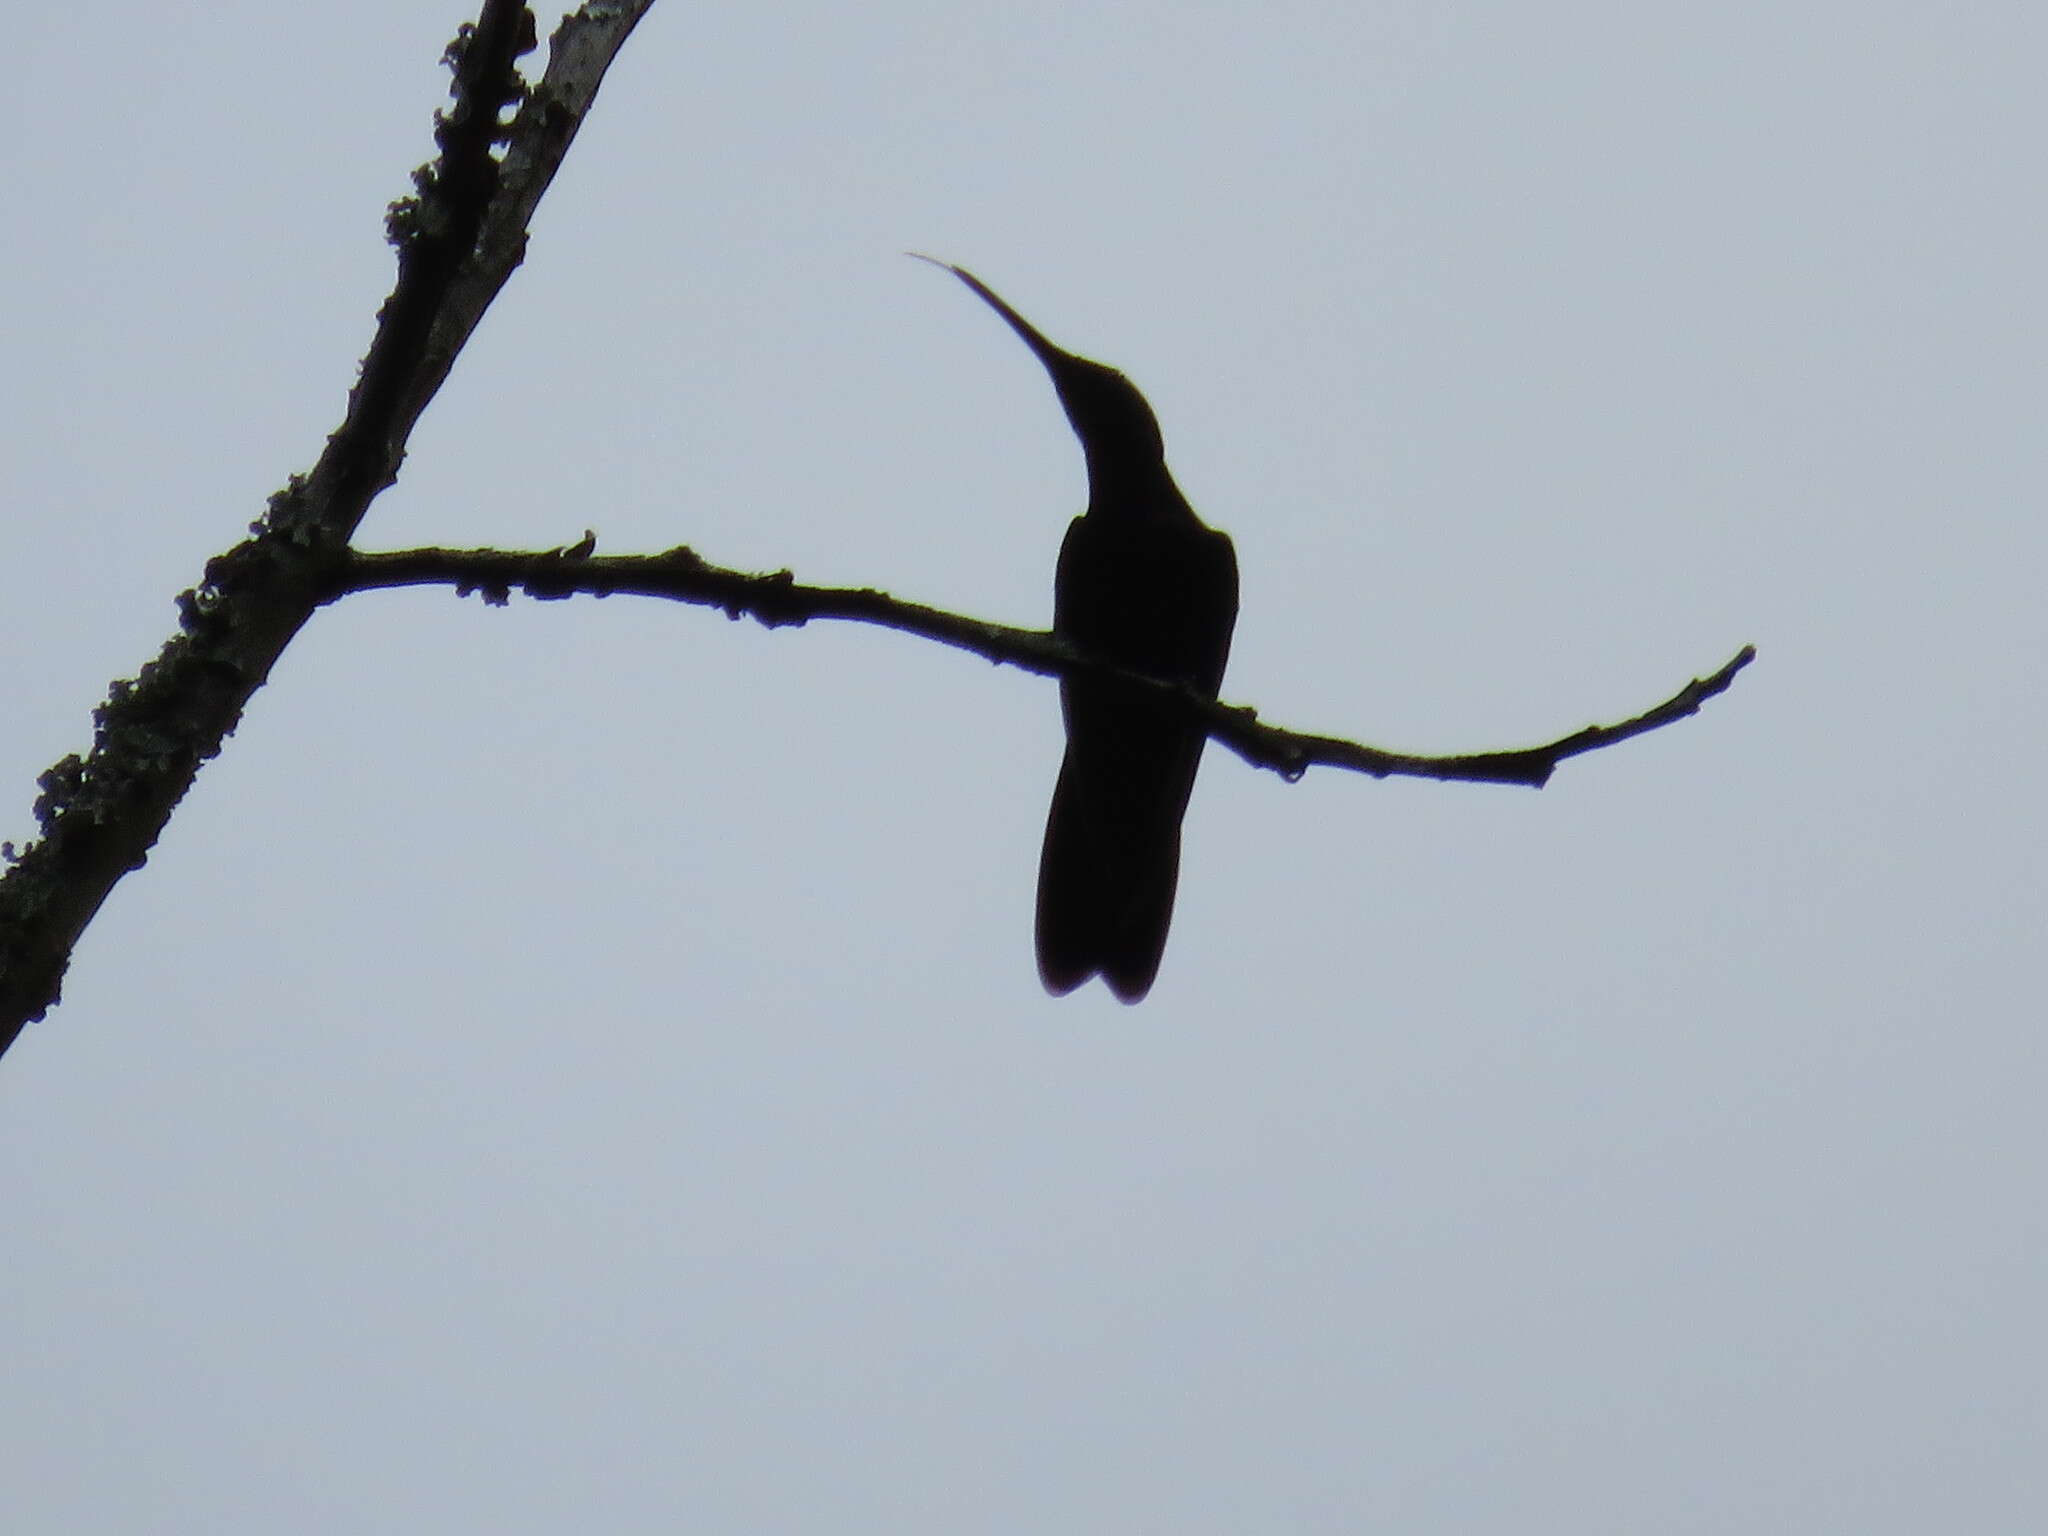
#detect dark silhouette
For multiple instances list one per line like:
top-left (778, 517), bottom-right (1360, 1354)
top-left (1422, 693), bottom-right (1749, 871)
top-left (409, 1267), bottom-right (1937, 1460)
top-left (917, 258), bottom-right (1240, 1002)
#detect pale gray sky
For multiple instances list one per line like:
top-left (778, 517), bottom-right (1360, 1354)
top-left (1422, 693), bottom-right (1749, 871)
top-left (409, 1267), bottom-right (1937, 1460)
top-left (3, 3), bottom-right (2043, 1531)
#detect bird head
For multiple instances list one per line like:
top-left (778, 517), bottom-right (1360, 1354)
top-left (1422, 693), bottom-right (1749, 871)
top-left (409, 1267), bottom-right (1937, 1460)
top-left (913, 255), bottom-right (1168, 478)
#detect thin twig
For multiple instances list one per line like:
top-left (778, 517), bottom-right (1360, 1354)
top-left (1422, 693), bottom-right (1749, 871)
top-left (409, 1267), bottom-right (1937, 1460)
top-left (335, 539), bottom-right (1757, 790)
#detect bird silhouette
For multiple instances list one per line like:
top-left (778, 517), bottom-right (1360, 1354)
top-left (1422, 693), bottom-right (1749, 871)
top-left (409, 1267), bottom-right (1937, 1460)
top-left (915, 256), bottom-right (1239, 1002)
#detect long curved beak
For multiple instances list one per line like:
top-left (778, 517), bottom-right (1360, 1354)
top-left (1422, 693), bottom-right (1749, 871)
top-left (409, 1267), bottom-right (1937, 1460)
top-left (908, 253), bottom-right (1074, 376)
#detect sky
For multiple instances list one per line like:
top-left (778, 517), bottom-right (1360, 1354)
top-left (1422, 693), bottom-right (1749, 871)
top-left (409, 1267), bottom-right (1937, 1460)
top-left (2, 3), bottom-right (2043, 1531)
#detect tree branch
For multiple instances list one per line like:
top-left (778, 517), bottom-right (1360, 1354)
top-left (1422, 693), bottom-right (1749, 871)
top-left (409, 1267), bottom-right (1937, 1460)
top-left (333, 539), bottom-right (1757, 789)
top-left (0, 3), bottom-right (656, 1054)
top-left (0, 1), bottom-right (1756, 1060)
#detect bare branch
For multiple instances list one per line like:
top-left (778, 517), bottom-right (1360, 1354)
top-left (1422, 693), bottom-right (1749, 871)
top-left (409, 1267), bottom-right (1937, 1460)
top-left (0, 1), bottom-right (1755, 1055)
top-left (334, 540), bottom-right (1757, 791)
top-left (0, 3), bottom-right (654, 1052)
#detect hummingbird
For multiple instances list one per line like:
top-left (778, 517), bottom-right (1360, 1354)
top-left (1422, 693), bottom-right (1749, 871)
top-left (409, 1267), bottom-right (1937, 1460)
top-left (916, 256), bottom-right (1239, 1002)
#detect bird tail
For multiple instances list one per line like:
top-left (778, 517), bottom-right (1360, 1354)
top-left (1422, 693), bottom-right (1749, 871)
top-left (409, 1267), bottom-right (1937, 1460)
top-left (1034, 746), bottom-right (1188, 1004)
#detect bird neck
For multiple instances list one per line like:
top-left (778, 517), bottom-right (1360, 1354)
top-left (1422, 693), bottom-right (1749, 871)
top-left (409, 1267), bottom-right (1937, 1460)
top-left (1085, 454), bottom-right (1191, 523)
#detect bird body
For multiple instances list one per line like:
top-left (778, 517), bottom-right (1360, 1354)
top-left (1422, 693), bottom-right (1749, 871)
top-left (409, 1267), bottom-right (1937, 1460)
top-left (918, 258), bottom-right (1239, 1001)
